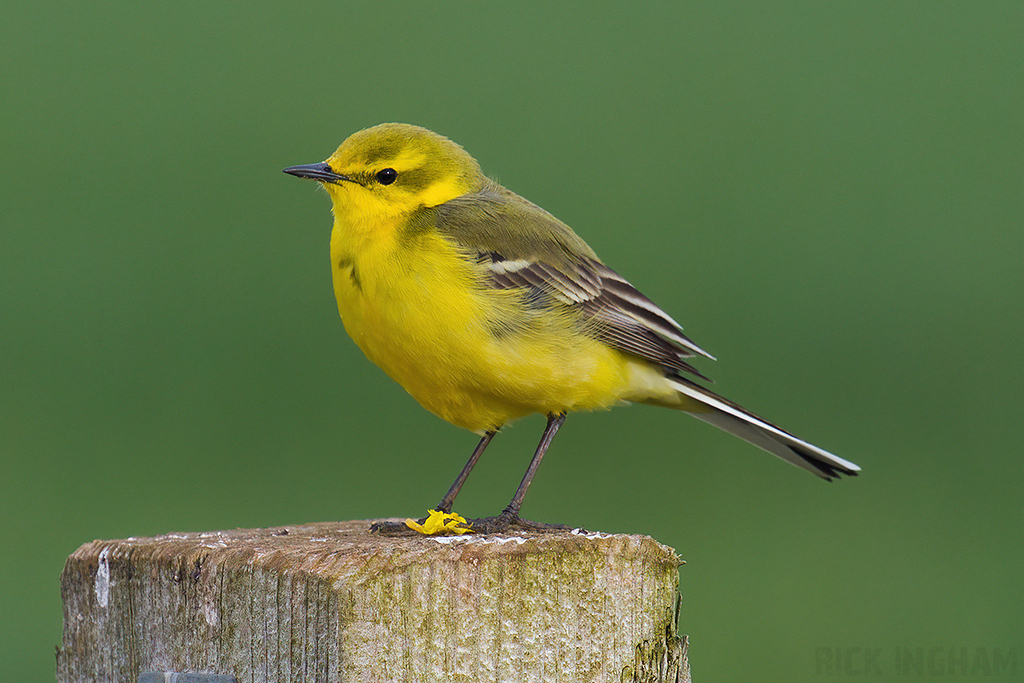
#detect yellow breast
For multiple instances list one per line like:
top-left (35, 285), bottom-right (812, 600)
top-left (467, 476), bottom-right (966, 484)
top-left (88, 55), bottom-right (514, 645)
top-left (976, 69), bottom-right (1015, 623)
top-left (329, 218), bottom-right (650, 433)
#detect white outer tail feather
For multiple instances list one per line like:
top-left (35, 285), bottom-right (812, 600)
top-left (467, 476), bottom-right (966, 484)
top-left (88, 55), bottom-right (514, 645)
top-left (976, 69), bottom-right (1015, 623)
top-left (666, 378), bottom-right (861, 480)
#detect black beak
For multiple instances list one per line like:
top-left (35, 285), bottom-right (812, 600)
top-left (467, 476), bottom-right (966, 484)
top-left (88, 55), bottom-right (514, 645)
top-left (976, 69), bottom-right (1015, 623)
top-left (282, 162), bottom-right (353, 184)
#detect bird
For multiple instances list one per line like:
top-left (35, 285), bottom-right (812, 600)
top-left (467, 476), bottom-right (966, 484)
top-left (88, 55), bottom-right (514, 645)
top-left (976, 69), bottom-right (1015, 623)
top-left (283, 123), bottom-right (859, 534)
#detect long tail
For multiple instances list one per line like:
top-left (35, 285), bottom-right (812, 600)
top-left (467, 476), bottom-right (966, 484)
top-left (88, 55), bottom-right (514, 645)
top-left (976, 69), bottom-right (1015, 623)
top-left (663, 377), bottom-right (861, 480)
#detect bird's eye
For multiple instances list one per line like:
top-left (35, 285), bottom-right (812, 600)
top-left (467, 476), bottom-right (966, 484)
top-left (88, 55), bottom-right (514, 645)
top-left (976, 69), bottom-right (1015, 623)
top-left (375, 168), bottom-right (397, 185)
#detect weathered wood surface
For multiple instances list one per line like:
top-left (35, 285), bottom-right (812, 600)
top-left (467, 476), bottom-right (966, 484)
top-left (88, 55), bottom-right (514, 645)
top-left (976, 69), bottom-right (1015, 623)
top-left (58, 520), bottom-right (689, 682)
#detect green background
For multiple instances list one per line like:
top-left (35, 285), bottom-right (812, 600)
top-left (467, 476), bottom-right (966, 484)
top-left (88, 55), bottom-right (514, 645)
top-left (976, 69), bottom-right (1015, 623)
top-left (3, 3), bottom-right (1021, 681)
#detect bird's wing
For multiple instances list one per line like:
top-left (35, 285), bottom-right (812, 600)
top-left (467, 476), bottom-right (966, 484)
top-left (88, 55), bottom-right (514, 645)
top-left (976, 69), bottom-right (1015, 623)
top-left (428, 183), bottom-right (715, 380)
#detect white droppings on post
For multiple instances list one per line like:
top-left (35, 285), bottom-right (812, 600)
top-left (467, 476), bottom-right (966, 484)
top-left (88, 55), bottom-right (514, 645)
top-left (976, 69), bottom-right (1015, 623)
top-left (201, 596), bottom-right (220, 628)
top-left (94, 547), bottom-right (110, 609)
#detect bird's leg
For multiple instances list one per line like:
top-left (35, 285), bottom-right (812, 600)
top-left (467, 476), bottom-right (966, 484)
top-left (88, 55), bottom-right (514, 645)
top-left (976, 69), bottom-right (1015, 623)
top-left (436, 430), bottom-right (496, 513)
top-left (374, 416), bottom-right (577, 535)
top-left (501, 412), bottom-right (566, 520)
top-left (370, 430), bottom-right (496, 535)
top-left (470, 412), bottom-right (573, 534)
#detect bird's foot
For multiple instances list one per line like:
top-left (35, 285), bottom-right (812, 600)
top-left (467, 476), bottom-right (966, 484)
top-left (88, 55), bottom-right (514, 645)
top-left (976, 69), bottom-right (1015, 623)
top-left (370, 511), bottom-right (579, 536)
top-left (369, 519), bottom-right (420, 536)
top-left (467, 512), bottom-right (576, 535)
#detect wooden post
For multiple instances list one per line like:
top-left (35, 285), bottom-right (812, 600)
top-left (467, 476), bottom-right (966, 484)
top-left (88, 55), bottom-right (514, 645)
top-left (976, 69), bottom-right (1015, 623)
top-left (58, 520), bottom-right (689, 682)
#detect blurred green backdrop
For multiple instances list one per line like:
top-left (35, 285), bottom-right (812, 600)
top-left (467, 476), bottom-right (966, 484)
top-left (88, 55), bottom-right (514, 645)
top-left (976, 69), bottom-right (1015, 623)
top-left (3, 2), bottom-right (1021, 681)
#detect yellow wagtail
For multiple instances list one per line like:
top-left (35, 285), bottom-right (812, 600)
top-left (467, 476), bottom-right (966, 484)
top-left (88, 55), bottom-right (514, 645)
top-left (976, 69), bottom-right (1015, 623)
top-left (284, 123), bottom-right (859, 534)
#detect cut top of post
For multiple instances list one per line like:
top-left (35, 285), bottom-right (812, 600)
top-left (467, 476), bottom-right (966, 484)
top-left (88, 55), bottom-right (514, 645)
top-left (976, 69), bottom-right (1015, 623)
top-left (59, 520), bottom-right (687, 683)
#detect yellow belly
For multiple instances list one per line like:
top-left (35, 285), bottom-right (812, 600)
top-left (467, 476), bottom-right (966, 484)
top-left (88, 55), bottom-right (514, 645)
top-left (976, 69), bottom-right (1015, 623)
top-left (330, 225), bottom-right (664, 432)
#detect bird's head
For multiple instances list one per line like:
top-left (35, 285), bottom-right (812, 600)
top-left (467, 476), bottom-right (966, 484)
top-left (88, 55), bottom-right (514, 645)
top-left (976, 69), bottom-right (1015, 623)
top-left (284, 123), bottom-right (484, 221)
